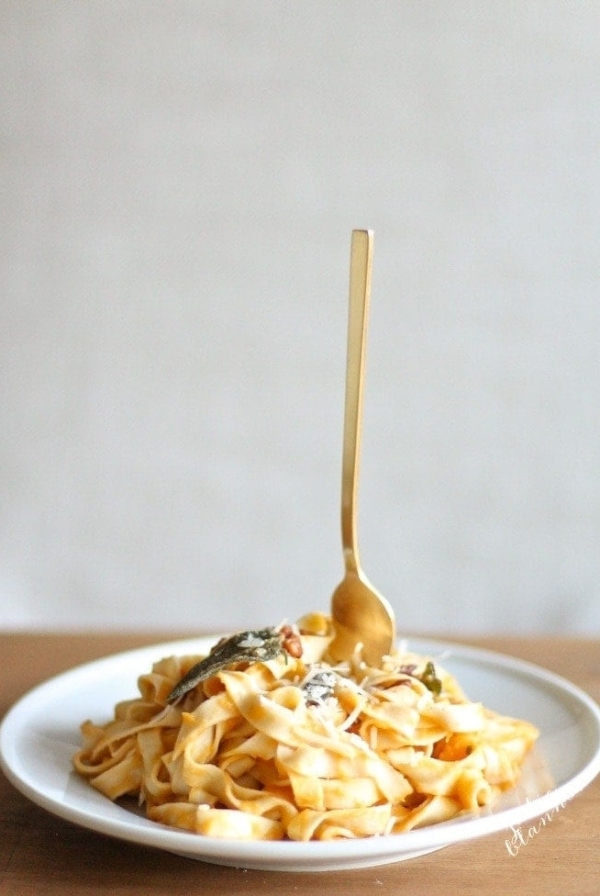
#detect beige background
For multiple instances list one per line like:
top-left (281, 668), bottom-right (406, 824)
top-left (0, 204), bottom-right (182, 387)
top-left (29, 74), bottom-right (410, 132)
top-left (1, 2), bottom-right (599, 635)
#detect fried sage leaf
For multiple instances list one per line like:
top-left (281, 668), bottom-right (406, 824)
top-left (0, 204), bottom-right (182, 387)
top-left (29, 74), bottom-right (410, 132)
top-left (166, 627), bottom-right (291, 704)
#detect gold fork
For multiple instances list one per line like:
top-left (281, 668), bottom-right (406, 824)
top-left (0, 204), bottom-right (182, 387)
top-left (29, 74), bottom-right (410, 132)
top-left (328, 230), bottom-right (396, 666)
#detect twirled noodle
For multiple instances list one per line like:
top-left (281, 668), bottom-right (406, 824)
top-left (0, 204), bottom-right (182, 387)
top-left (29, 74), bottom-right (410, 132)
top-left (73, 617), bottom-right (539, 841)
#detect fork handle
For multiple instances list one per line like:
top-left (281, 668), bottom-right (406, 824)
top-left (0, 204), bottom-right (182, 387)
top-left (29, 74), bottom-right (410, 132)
top-left (340, 229), bottom-right (373, 575)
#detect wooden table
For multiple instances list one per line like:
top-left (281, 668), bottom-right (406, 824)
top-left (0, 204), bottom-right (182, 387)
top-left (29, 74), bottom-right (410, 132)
top-left (1, 633), bottom-right (599, 896)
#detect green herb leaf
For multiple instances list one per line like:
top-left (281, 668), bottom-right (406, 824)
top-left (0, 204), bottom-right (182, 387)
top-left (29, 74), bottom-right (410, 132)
top-left (421, 661), bottom-right (442, 696)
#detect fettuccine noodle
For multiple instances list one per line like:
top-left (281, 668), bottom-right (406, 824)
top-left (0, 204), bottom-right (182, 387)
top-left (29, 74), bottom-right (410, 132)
top-left (73, 615), bottom-right (538, 841)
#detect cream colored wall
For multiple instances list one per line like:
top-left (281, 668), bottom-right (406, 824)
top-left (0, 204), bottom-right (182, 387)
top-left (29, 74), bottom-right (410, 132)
top-left (2, 3), bottom-right (599, 634)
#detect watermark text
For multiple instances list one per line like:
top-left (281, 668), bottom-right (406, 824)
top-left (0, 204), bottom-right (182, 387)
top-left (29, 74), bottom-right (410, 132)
top-left (504, 799), bottom-right (568, 856)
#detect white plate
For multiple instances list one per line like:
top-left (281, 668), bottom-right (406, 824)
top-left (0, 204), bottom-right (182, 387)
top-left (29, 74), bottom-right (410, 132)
top-left (2, 636), bottom-right (600, 872)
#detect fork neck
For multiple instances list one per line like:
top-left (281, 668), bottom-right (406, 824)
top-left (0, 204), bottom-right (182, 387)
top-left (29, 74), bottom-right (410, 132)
top-left (341, 493), bottom-right (361, 576)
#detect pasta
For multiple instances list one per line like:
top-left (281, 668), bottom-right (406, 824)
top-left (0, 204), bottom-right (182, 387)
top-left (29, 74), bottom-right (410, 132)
top-left (73, 615), bottom-right (538, 841)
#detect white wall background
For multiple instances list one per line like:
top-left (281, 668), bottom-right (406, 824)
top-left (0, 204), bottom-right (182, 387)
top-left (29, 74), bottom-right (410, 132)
top-left (1, 2), bottom-right (599, 635)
